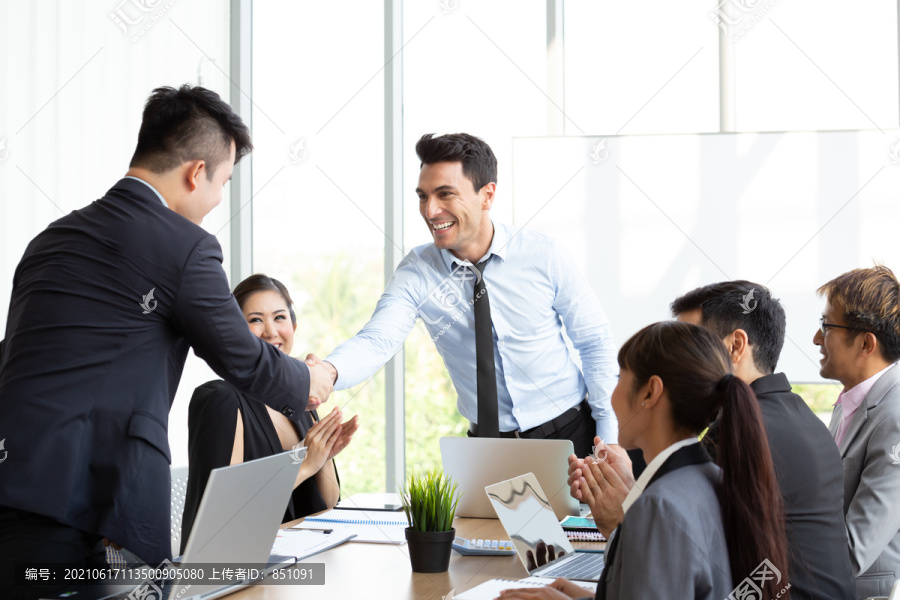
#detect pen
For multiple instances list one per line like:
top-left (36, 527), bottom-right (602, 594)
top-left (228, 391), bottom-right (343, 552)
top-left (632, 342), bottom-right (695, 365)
top-left (305, 528), bottom-right (333, 534)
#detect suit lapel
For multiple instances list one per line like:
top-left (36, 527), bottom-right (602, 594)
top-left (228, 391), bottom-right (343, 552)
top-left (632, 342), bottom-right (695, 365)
top-left (594, 443), bottom-right (712, 600)
top-left (828, 402), bottom-right (842, 440)
top-left (837, 365), bottom-right (900, 456)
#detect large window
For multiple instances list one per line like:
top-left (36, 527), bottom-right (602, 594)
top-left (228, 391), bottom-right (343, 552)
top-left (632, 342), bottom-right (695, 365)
top-left (252, 2), bottom-right (387, 494)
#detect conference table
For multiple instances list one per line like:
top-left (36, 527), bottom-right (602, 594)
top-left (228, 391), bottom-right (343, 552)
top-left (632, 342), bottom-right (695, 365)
top-left (230, 516), bottom-right (605, 600)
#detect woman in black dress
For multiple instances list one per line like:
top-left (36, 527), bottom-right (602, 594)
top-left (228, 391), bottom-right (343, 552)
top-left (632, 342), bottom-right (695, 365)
top-left (180, 274), bottom-right (358, 550)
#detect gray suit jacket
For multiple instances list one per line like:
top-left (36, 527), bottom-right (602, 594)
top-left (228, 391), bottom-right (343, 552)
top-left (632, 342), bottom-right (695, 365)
top-left (829, 363), bottom-right (900, 599)
top-left (601, 462), bottom-right (733, 599)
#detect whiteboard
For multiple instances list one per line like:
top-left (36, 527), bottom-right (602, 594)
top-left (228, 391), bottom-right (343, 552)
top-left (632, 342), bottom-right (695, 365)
top-left (511, 130), bottom-right (900, 382)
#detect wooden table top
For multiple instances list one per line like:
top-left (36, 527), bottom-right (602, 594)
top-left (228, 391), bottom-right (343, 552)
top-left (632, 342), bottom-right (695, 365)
top-left (226, 517), bottom-right (605, 600)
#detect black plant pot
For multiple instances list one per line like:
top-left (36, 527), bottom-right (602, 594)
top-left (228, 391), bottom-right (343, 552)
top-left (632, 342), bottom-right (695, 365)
top-left (405, 527), bottom-right (456, 573)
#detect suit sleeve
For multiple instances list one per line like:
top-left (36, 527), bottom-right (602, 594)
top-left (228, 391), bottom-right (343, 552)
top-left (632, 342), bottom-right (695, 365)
top-left (844, 405), bottom-right (900, 574)
top-left (550, 241), bottom-right (619, 443)
top-left (170, 235), bottom-right (309, 419)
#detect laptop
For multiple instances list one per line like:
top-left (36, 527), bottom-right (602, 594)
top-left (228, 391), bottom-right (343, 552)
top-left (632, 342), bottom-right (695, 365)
top-left (43, 449), bottom-right (306, 600)
top-left (440, 437), bottom-right (580, 519)
top-left (485, 472), bottom-right (605, 583)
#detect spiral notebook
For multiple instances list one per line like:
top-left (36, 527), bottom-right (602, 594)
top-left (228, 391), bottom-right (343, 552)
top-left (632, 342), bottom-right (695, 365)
top-left (293, 508), bottom-right (408, 544)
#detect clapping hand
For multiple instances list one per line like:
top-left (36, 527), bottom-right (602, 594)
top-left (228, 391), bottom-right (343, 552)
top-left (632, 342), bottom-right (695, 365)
top-left (567, 437), bottom-right (634, 502)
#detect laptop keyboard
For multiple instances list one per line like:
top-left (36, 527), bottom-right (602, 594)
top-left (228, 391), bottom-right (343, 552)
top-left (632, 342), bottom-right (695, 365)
top-left (540, 552), bottom-right (605, 581)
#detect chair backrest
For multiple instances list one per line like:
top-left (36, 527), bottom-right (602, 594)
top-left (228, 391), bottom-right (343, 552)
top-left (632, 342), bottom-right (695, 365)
top-left (170, 465), bottom-right (189, 557)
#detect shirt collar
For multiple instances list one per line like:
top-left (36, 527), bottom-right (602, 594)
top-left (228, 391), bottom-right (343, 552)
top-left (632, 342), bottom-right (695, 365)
top-left (621, 437), bottom-right (700, 515)
top-left (440, 220), bottom-right (508, 272)
top-left (125, 176), bottom-right (169, 208)
top-left (834, 363), bottom-right (895, 414)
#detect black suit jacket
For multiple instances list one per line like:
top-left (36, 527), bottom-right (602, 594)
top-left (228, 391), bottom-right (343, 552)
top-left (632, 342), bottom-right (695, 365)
top-left (706, 373), bottom-right (854, 600)
top-left (0, 178), bottom-right (311, 566)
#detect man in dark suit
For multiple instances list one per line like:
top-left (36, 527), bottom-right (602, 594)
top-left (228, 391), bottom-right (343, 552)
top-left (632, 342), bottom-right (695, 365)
top-left (673, 281), bottom-right (855, 600)
top-left (0, 85), bottom-right (334, 597)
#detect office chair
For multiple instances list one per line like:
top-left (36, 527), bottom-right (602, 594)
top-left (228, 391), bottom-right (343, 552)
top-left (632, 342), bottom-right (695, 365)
top-left (170, 465), bottom-right (189, 557)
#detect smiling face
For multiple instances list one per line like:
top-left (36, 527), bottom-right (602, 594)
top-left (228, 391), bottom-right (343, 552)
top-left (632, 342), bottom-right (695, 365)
top-left (241, 289), bottom-right (296, 355)
top-left (417, 161), bottom-right (495, 263)
top-left (813, 299), bottom-right (866, 387)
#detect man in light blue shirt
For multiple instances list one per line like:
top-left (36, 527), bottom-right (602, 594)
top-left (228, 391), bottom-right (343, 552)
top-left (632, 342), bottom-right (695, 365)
top-left (313, 133), bottom-right (619, 458)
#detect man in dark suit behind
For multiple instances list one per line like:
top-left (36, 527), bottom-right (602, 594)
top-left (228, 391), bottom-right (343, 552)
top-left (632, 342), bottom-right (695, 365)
top-left (0, 85), bottom-right (334, 598)
top-left (673, 281), bottom-right (855, 600)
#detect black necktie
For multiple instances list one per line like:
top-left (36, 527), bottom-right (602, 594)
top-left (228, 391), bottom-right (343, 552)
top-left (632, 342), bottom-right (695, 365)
top-left (473, 259), bottom-right (499, 437)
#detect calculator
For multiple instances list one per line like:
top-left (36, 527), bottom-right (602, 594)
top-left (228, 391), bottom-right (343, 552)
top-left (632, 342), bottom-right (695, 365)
top-left (452, 537), bottom-right (516, 556)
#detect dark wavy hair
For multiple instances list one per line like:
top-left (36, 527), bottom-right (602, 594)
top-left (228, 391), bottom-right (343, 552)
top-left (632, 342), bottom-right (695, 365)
top-left (618, 321), bottom-right (789, 598)
top-left (232, 274), bottom-right (296, 326)
top-left (415, 133), bottom-right (497, 192)
top-left (129, 84), bottom-right (252, 178)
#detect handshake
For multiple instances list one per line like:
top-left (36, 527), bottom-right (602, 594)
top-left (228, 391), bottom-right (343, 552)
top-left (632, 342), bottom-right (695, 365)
top-left (304, 353), bottom-right (338, 411)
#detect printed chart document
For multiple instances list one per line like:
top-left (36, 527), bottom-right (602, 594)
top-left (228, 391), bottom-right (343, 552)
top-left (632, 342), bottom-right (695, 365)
top-left (456, 577), bottom-right (596, 599)
top-left (293, 508), bottom-right (408, 544)
top-left (271, 528), bottom-right (356, 560)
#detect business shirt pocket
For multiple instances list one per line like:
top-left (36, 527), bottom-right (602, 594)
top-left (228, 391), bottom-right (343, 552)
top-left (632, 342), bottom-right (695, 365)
top-left (128, 412), bottom-right (172, 464)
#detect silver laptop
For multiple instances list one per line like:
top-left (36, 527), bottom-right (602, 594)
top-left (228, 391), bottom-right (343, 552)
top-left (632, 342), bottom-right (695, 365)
top-left (440, 437), bottom-right (579, 519)
top-left (46, 449), bottom-right (307, 600)
top-left (486, 472), bottom-right (604, 582)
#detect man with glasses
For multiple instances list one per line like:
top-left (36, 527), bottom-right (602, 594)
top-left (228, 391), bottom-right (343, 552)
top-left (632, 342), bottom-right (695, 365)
top-left (815, 265), bottom-right (900, 599)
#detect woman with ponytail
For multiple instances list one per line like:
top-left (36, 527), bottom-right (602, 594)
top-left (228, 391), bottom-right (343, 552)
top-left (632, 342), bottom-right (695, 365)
top-left (499, 321), bottom-right (789, 600)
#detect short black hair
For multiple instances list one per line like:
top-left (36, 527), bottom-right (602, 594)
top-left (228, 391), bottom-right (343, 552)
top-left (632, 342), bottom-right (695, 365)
top-left (129, 84), bottom-right (252, 178)
top-left (670, 280), bottom-right (786, 374)
top-left (415, 133), bottom-right (497, 192)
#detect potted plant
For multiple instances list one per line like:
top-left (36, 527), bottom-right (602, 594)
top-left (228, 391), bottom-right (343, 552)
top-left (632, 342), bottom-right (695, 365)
top-left (399, 468), bottom-right (463, 573)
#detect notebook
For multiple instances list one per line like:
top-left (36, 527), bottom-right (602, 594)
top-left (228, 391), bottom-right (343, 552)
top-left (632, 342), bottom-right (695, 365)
top-left (440, 437), bottom-right (580, 519)
top-left (293, 508), bottom-right (408, 544)
top-left (486, 473), bottom-right (605, 582)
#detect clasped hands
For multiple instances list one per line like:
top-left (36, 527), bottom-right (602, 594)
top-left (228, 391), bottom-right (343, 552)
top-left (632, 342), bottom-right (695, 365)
top-left (298, 406), bottom-right (360, 480)
top-left (303, 352), bottom-right (338, 411)
top-left (567, 437), bottom-right (634, 539)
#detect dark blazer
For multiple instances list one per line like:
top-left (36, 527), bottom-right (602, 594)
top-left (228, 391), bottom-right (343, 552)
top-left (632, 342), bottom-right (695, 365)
top-left (706, 373), bottom-right (854, 600)
top-left (180, 380), bottom-right (333, 553)
top-left (0, 178), bottom-right (311, 566)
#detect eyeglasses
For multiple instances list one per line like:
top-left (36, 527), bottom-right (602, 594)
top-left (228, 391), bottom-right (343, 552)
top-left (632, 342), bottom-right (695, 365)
top-left (819, 317), bottom-right (866, 336)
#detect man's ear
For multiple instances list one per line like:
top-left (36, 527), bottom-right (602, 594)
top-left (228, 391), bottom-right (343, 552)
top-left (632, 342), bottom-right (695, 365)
top-left (860, 331), bottom-right (880, 359)
top-left (184, 160), bottom-right (205, 192)
top-left (729, 329), bottom-right (751, 365)
top-left (480, 182), bottom-right (496, 210)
